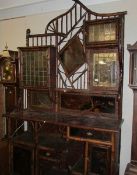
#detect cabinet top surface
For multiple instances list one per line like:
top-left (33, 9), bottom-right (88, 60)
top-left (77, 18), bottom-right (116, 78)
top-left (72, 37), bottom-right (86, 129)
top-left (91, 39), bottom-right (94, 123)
top-left (8, 110), bottom-right (123, 132)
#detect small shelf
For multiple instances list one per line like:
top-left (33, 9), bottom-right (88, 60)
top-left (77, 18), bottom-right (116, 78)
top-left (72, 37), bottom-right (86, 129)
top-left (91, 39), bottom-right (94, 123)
top-left (12, 131), bottom-right (34, 147)
top-left (38, 133), bottom-right (67, 149)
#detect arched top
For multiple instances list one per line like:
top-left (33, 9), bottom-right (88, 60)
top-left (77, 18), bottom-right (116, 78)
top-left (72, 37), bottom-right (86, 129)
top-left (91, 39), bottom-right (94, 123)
top-left (26, 0), bottom-right (127, 47)
top-left (45, 0), bottom-right (127, 34)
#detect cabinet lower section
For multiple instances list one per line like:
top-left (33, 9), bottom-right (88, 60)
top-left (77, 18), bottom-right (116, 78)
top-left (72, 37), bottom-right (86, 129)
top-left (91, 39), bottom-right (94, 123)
top-left (7, 111), bottom-right (121, 175)
top-left (11, 142), bottom-right (113, 175)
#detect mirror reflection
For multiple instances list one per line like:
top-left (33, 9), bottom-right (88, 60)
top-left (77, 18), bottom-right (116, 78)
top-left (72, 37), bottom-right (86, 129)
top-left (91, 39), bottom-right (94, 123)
top-left (93, 52), bottom-right (117, 87)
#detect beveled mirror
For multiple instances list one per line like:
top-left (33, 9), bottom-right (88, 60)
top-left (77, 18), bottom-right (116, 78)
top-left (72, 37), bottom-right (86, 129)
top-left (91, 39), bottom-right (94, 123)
top-left (59, 36), bottom-right (85, 77)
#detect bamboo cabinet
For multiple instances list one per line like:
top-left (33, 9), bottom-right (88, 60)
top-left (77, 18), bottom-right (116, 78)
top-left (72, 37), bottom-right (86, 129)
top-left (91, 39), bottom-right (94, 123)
top-left (4, 0), bottom-right (127, 175)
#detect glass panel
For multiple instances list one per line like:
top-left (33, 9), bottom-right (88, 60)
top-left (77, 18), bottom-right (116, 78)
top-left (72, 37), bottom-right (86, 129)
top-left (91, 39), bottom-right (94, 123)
top-left (61, 94), bottom-right (91, 110)
top-left (91, 96), bottom-right (115, 114)
top-left (1, 60), bottom-right (15, 82)
top-left (88, 22), bottom-right (116, 42)
top-left (21, 49), bottom-right (49, 87)
top-left (29, 91), bottom-right (52, 110)
top-left (61, 94), bottom-right (115, 114)
top-left (93, 52), bottom-right (117, 87)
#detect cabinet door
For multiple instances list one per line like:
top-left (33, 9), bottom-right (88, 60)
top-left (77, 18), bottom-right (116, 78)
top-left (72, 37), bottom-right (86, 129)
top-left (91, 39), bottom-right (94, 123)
top-left (13, 146), bottom-right (34, 175)
top-left (87, 49), bottom-right (119, 92)
top-left (5, 86), bottom-right (16, 113)
top-left (18, 46), bottom-right (56, 89)
top-left (84, 18), bottom-right (119, 46)
top-left (89, 145), bottom-right (111, 175)
top-left (0, 140), bottom-right (9, 175)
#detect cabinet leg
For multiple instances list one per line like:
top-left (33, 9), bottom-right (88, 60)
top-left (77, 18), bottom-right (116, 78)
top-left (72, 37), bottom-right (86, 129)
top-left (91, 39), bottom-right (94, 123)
top-left (84, 142), bottom-right (89, 175)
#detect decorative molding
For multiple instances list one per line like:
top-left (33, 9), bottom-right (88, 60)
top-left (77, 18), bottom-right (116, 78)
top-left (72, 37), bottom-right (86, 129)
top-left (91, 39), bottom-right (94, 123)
top-left (0, 0), bottom-right (121, 21)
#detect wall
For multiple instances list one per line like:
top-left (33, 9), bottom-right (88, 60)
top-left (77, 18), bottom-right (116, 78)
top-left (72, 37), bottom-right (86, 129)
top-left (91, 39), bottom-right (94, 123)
top-left (0, 0), bottom-right (136, 174)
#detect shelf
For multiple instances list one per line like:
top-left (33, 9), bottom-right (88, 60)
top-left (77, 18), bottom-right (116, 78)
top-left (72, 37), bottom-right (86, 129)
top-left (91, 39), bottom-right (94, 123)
top-left (12, 131), bottom-right (34, 147)
top-left (8, 110), bottom-right (123, 132)
top-left (38, 133), bottom-right (67, 150)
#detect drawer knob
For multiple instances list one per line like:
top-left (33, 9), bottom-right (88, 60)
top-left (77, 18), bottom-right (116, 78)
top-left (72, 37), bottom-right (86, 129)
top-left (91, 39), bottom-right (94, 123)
top-left (46, 152), bottom-right (50, 156)
top-left (86, 132), bottom-right (93, 136)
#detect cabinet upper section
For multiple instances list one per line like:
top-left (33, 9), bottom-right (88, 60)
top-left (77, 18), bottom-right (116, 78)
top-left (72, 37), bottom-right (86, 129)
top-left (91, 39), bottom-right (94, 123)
top-left (0, 0), bottom-right (127, 119)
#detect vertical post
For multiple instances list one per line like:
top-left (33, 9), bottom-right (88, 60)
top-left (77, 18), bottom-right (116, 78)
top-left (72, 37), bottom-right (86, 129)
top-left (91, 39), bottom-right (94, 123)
top-left (131, 90), bottom-right (137, 161)
top-left (34, 121), bottom-right (38, 175)
top-left (26, 29), bottom-right (31, 47)
top-left (84, 142), bottom-right (89, 175)
top-left (111, 132), bottom-right (115, 175)
top-left (55, 20), bottom-right (59, 112)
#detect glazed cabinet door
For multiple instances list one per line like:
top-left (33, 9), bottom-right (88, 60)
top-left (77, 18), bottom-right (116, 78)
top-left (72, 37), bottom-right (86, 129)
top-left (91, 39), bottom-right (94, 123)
top-left (18, 46), bottom-right (56, 89)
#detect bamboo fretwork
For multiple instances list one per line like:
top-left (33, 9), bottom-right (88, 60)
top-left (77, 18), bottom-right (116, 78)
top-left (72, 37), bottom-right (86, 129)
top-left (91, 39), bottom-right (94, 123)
top-left (26, 0), bottom-right (126, 90)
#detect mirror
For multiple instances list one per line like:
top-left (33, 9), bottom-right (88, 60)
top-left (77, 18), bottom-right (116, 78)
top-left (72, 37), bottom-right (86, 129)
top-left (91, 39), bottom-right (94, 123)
top-left (93, 52), bottom-right (117, 87)
top-left (60, 36), bottom-right (85, 76)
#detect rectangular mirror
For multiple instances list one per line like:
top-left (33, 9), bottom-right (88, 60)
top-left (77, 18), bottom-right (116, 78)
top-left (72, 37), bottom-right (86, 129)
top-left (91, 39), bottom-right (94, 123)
top-left (93, 52), bottom-right (117, 87)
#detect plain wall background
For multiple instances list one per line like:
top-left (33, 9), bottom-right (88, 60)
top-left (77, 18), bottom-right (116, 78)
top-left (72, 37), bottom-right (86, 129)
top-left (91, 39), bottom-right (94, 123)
top-left (0, 0), bottom-right (136, 174)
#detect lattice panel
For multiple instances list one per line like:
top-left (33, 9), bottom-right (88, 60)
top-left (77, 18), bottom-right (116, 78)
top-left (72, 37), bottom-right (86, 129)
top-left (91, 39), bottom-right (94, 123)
top-left (19, 46), bottom-right (56, 89)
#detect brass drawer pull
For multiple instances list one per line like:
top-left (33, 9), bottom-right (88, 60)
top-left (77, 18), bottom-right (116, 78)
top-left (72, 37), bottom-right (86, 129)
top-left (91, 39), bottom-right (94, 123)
top-left (46, 152), bottom-right (51, 157)
top-left (86, 132), bottom-right (93, 136)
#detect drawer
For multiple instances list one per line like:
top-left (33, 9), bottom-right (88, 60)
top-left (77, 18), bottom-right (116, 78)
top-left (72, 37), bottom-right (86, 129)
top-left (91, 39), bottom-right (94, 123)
top-left (70, 128), bottom-right (111, 142)
top-left (38, 148), bottom-right (63, 163)
top-left (39, 160), bottom-right (69, 175)
top-left (38, 148), bottom-right (70, 172)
